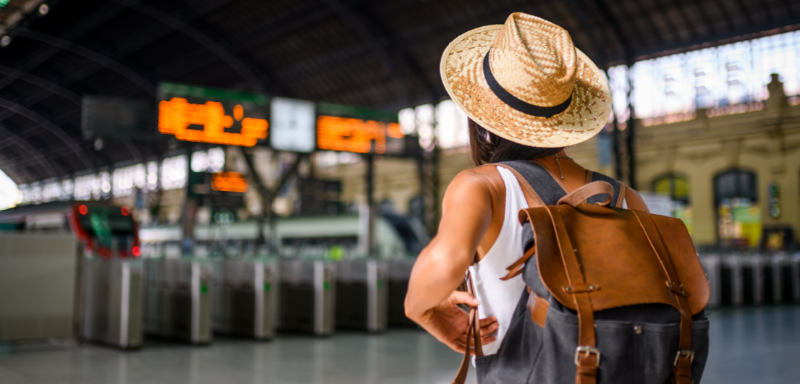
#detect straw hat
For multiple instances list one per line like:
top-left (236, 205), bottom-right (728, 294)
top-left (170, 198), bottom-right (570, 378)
top-left (440, 12), bottom-right (611, 148)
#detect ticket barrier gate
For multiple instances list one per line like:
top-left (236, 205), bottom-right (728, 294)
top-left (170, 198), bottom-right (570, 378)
top-left (143, 258), bottom-right (213, 344)
top-left (335, 259), bottom-right (388, 333)
top-left (80, 256), bottom-right (144, 349)
top-left (699, 255), bottom-right (721, 308)
top-left (766, 253), bottom-right (800, 304)
top-left (793, 253), bottom-right (800, 303)
top-left (212, 257), bottom-right (277, 340)
top-left (387, 258), bottom-right (416, 327)
top-left (278, 259), bottom-right (336, 336)
top-left (720, 255), bottom-right (744, 306)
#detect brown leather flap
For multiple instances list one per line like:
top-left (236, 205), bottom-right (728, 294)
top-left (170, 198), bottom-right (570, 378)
top-left (518, 204), bottom-right (710, 315)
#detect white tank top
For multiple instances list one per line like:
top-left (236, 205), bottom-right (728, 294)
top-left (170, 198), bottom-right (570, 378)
top-left (468, 166), bottom-right (528, 356)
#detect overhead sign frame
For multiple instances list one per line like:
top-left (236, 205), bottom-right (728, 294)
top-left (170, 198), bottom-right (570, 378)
top-left (157, 81), bottom-right (269, 147)
top-left (316, 102), bottom-right (417, 157)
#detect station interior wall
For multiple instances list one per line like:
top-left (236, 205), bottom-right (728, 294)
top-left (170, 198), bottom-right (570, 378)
top-left (317, 93), bottom-right (800, 248)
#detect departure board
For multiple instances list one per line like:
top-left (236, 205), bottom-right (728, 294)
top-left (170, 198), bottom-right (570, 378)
top-left (316, 102), bottom-right (409, 155)
top-left (157, 82), bottom-right (269, 147)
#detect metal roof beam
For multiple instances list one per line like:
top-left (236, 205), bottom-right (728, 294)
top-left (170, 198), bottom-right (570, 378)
top-left (0, 65), bottom-right (146, 168)
top-left (683, 0), bottom-right (717, 36)
top-left (0, 97), bottom-right (93, 170)
top-left (633, 13), bottom-right (800, 58)
top-left (566, 0), bottom-right (606, 68)
top-left (710, 0), bottom-right (735, 31)
top-left (322, 0), bottom-right (410, 103)
top-left (112, 0), bottom-right (271, 96)
top-left (12, 29), bottom-right (155, 96)
top-left (593, 0), bottom-right (634, 61)
top-left (351, 1), bottom-right (440, 102)
top-left (0, 64), bottom-right (81, 105)
top-left (0, 124), bottom-right (58, 181)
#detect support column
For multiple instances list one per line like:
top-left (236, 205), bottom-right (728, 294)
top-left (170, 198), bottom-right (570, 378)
top-left (625, 63), bottom-right (637, 189)
top-left (365, 155), bottom-right (376, 257)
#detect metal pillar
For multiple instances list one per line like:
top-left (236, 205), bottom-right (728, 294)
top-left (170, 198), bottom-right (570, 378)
top-left (182, 146), bottom-right (196, 256)
top-left (625, 63), bottom-right (637, 189)
top-left (365, 155), bottom-right (376, 257)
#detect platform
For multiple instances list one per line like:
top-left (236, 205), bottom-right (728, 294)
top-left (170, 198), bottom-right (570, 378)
top-left (0, 306), bottom-right (798, 384)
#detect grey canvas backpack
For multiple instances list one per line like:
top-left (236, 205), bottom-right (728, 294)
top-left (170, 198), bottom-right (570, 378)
top-left (453, 160), bottom-right (710, 384)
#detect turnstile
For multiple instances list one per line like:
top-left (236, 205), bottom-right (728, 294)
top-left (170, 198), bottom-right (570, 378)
top-left (741, 255), bottom-right (767, 305)
top-left (720, 255), bottom-right (744, 306)
top-left (143, 258), bottom-right (213, 344)
top-left (699, 255), bottom-right (721, 308)
top-left (213, 257), bottom-right (277, 340)
top-left (387, 258), bottom-right (416, 327)
top-left (793, 254), bottom-right (800, 303)
top-left (335, 259), bottom-right (388, 332)
top-left (81, 257), bottom-right (144, 349)
top-left (279, 259), bottom-right (336, 336)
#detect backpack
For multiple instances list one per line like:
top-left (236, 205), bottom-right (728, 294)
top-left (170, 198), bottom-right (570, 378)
top-left (453, 160), bottom-right (710, 384)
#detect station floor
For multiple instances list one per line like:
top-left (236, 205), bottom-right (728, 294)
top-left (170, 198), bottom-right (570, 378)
top-left (0, 306), bottom-right (798, 384)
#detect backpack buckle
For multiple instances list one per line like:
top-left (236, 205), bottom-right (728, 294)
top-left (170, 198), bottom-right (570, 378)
top-left (574, 346), bottom-right (601, 367)
top-left (673, 350), bottom-right (695, 366)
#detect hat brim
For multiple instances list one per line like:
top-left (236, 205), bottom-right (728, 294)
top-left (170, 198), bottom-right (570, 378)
top-left (440, 25), bottom-right (612, 148)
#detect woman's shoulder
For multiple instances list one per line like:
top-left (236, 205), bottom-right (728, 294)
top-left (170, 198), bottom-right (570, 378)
top-left (445, 166), bottom-right (506, 201)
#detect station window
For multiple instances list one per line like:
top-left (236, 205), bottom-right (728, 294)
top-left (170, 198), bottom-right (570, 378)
top-left (714, 169), bottom-right (760, 249)
top-left (652, 173), bottom-right (693, 234)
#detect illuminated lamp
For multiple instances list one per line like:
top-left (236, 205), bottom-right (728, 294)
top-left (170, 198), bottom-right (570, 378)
top-left (132, 245), bottom-right (141, 257)
top-left (79, 205), bottom-right (88, 215)
top-left (120, 206), bottom-right (130, 216)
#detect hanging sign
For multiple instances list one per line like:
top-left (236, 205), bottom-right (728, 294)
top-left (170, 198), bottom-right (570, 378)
top-left (211, 172), bottom-right (248, 193)
top-left (316, 102), bottom-right (411, 156)
top-left (157, 82), bottom-right (268, 147)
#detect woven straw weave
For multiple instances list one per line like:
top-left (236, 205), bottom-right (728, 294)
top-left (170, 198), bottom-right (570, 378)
top-left (440, 13), bottom-right (612, 148)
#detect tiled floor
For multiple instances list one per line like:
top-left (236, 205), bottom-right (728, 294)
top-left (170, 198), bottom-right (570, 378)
top-left (0, 306), bottom-right (798, 384)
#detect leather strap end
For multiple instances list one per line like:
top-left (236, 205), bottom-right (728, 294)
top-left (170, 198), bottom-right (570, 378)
top-left (501, 269), bottom-right (523, 281)
top-left (666, 281), bottom-right (691, 298)
top-left (527, 291), bottom-right (549, 328)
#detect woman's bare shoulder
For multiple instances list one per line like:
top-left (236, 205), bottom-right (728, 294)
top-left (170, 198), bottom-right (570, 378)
top-left (447, 166), bottom-right (505, 198)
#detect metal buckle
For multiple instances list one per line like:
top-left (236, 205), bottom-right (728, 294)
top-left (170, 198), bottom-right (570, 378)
top-left (574, 346), bottom-right (601, 367)
top-left (673, 350), bottom-right (695, 366)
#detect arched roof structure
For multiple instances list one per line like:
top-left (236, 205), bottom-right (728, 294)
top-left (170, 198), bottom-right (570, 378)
top-left (1, 0), bottom-right (799, 183)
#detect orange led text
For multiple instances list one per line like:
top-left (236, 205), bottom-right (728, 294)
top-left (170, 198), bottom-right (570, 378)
top-left (317, 116), bottom-right (403, 154)
top-left (159, 98), bottom-right (268, 147)
top-left (211, 172), bottom-right (248, 193)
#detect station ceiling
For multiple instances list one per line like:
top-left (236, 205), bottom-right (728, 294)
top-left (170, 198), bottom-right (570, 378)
top-left (1, 0), bottom-right (799, 184)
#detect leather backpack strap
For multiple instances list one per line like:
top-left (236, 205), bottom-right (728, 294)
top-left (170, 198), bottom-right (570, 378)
top-left (620, 182), bottom-right (649, 212)
top-left (451, 271), bottom-right (482, 384)
top-left (545, 206), bottom-right (599, 384)
top-left (557, 181), bottom-right (614, 208)
top-left (490, 163), bottom-right (545, 207)
top-left (631, 211), bottom-right (694, 384)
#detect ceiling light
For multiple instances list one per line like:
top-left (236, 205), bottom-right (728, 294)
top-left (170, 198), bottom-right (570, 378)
top-left (38, 4), bottom-right (49, 16)
top-left (0, 35), bottom-right (10, 47)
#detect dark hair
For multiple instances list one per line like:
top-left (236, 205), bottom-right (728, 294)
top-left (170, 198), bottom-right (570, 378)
top-left (468, 119), bottom-right (563, 166)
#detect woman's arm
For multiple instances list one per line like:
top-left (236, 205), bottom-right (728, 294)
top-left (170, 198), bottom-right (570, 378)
top-left (404, 169), bottom-right (500, 351)
top-left (405, 169), bottom-right (494, 318)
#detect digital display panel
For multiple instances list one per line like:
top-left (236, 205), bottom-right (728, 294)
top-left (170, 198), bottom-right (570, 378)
top-left (157, 82), bottom-right (268, 147)
top-left (270, 97), bottom-right (316, 153)
top-left (211, 172), bottom-right (248, 193)
top-left (316, 102), bottom-right (408, 155)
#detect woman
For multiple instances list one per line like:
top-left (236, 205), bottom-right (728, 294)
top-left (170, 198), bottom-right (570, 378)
top-left (405, 12), bottom-right (646, 374)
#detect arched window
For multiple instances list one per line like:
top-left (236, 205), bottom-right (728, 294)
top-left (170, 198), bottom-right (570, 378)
top-left (652, 173), bottom-right (692, 234)
top-left (713, 169), bottom-right (760, 249)
top-left (652, 174), bottom-right (690, 204)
